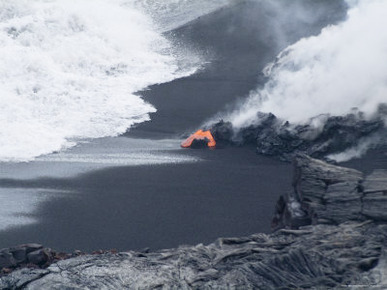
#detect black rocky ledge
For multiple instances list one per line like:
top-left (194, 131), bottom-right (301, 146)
top-left (210, 109), bottom-right (386, 161)
top-left (1, 155), bottom-right (387, 289)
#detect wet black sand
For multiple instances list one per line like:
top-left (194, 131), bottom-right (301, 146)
top-left (0, 1), bottom-right (349, 252)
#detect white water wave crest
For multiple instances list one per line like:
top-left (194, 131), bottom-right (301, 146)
top-left (131, 0), bottom-right (234, 32)
top-left (228, 0), bottom-right (387, 128)
top-left (0, 0), bottom-right (207, 162)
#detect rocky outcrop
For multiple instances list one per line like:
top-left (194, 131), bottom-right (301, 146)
top-left (211, 110), bottom-right (385, 161)
top-left (272, 154), bottom-right (387, 229)
top-left (1, 244), bottom-right (56, 272)
top-left (0, 244), bottom-right (83, 278)
top-left (1, 223), bottom-right (386, 289)
top-left (362, 170), bottom-right (387, 221)
top-left (1, 156), bottom-right (387, 289)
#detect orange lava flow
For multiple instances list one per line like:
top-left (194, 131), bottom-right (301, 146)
top-left (181, 130), bottom-right (216, 148)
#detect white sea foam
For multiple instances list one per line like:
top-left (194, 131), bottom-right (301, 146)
top-left (0, 0), bottom-right (226, 162)
top-left (228, 0), bottom-right (387, 128)
top-left (132, 0), bottom-right (234, 32)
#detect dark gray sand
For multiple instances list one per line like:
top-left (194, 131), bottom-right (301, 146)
top-left (0, 1), bottom-right (350, 252)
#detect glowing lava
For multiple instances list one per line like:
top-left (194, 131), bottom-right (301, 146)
top-left (181, 130), bottom-right (216, 148)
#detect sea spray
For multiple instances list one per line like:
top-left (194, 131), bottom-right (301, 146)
top-left (131, 0), bottom-right (233, 32)
top-left (0, 0), bottom-right (225, 162)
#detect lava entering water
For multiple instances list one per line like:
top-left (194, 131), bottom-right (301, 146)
top-left (181, 130), bottom-right (216, 148)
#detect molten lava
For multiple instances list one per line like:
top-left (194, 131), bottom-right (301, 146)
top-left (181, 130), bottom-right (216, 148)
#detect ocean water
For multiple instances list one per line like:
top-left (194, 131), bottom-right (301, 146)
top-left (0, 137), bottom-right (199, 180)
top-left (0, 188), bottom-right (72, 231)
top-left (0, 0), bottom-right (227, 231)
top-left (0, 0), bottom-right (232, 162)
top-left (0, 137), bottom-right (200, 231)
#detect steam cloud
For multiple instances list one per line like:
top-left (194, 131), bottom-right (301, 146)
top-left (228, 0), bottom-right (387, 128)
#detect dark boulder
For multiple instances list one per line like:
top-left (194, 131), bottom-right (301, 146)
top-left (9, 248), bottom-right (27, 264)
top-left (0, 243), bottom-right (73, 278)
top-left (210, 120), bottom-right (233, 142)
top-left (6, 244), bottom-right (43, 265)
top-left (27, 250), bottom-right (49, 266)
top-left (0, 244), bottom-right (44, 271)
top-left (22, 244), bottom-right (44, 254)
top-left (190, 138), bottom-right (210, 149)
top-left (0, 251), bottom-right (16, 269)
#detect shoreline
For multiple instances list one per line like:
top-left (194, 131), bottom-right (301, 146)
top-left (0, 0), bottom-right (349, 252)
top-left (128, 0), bottom-right (347, 137)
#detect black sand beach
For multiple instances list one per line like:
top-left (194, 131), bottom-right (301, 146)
top-left (0, 1), bottom-right (349, 252)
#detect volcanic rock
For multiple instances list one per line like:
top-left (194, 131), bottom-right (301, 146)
top-left (26, 250), bottom-right (48, 266)
top-left (0, 252), bottom-right (16, 270)
top-left (211, 111), bottom-right (385, 161)
top-left (190, 138), bottom-right (210, 149)
top-left (1, 222), bottom-right (386, 289)
top-left (1, 156), bottom-right (386, 289)
top-left (0, 244), bottom-right (44, 270)
top-left (272, 154), bottom-right (387, 229)
top-left (0, 244), bottom-right (75, 279)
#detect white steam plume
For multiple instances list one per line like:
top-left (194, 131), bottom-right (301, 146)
top-left (229, 0), bottom-right (387, 128)
top-left (327, 133), bottom-right (383, 162)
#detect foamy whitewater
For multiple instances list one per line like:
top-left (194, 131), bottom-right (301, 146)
top-left (132, 0), bottom-right (233, 32)
top-left (0, 0), bottom-right (230, 162)
top-left (229, 0), bottom-right (387, 128)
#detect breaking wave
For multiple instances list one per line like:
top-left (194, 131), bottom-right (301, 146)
top-left (132, 0), bottom-right (233, 32)
top-left (228, 0), bottom-right (387, 129)
top-left (0, 0), bottom-right (229, 162)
